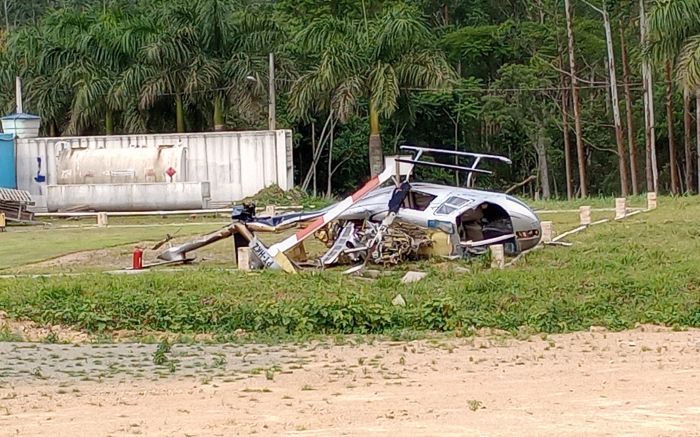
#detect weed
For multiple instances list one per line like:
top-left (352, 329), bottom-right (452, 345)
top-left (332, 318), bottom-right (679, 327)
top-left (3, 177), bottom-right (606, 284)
top-left (153, 340), bottom-right (171, 366)
top-left (42, 331), bottom-right (60, 344)
top-left (468, 400), bottom-right (483, 411)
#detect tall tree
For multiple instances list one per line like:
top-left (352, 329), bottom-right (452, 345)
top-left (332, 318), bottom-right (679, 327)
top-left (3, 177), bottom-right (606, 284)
top-left (288, 4), bottom-right (455, 177)
top-left (563, 0), bottom-right (588, 197)
top-left (619, 19), bottom-right (639, 195)
top-left (648, 0), bottom-right (700, 193)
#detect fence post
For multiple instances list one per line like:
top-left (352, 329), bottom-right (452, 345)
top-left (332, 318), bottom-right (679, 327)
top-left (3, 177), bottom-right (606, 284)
top-left (264, 205), bottom-right (277, 216)
top-left (97, 212), bottom-right (109, 227)
top-left (490, 244), bottom-right (505, 269)
top-left (579, 206), bottom-right (591, 226)
top-left (237, 247), bottom-right (251, 271)
top-left (541, 221), bottom-right (553, 244)
top-left (615, 198), bottom-right (627, 220)
top-left (647, 192), bottom-right (657, 210)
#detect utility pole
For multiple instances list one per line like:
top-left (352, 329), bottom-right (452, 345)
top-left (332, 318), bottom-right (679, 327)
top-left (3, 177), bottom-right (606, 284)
top-left (15, 77), bottom-right (22, 113)
top-left (268, 53), bottom-right (276, 131)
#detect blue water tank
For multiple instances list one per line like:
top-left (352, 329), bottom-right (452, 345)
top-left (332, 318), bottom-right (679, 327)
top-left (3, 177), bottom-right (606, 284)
top-left (0, 134), bottom-right (16, 188)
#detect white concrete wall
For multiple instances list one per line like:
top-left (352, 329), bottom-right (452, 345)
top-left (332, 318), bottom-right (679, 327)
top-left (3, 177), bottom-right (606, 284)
top-left (15, 130), bottom-right (294, 211)
top-left (46, 182), bottom-right (211, 212)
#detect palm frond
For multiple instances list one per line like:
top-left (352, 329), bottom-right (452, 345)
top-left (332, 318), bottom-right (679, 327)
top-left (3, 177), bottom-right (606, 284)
top-left (677, 34), bottom-right (700, 89)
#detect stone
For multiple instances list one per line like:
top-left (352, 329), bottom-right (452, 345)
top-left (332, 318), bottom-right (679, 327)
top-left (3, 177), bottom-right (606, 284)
top-left (392, 294), bottom-right (406, 307)
top-left (401, 271), bottom-right (427, 284)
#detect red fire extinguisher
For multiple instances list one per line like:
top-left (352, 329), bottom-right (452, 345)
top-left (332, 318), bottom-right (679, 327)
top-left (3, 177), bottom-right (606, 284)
top-left (132, 247), bottom-right (143, 270)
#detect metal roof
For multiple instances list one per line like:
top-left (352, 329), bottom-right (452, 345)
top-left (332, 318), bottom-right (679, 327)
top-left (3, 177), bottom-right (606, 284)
top-left (0, 188), bottom-right (33, 204)
top-left (0, 112), bottom-right (40, 121)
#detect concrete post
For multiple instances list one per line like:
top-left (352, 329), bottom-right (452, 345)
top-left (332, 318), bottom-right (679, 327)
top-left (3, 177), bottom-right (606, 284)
top-left (615, 198), bottom-right (627, 220)
top-left (237, 247), bottom-right (251, 271)
top-left (579, 206), bottom-right (592, 226)
top-left (264, 205), bottom-right (276, 216)
top-left (490, 244), bottom-right (505, 269)
top-left (541, 221), bottom-right (553, 243)
top-left (647, 191), bottom-right (657, 210)
top-left (0, 212), bottom-right (5, 231)
top-left (97, 212), bottom-right (108, 227)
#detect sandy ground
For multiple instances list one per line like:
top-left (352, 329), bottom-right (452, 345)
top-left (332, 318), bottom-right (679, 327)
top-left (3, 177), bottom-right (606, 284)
top-left (1, 326), bottom-right (700, 436)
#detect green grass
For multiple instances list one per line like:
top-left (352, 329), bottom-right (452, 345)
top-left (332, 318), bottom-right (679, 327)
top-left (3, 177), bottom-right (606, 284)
top-left (0, 223), bottom-right (220, 270)
top-left (0, 195), bottom-right (697, 338)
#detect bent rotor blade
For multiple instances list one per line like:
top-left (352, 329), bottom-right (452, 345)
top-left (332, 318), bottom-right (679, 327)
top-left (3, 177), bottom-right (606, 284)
top-left (268, 165), bottom-right (398, 256)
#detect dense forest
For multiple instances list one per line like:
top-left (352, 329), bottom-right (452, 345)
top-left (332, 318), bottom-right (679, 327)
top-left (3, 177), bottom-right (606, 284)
top-left (0, 0), bottom-right (698, 199)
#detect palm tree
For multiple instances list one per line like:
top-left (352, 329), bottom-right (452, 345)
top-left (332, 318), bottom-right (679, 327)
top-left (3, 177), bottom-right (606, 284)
top-left (289, 3), bottom-right (455, 177)
top-left (648, 0), bottom-right (700, 193)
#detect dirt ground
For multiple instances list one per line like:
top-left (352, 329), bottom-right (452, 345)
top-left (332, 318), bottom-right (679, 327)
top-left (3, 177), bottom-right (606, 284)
top-left (1, 326), bottom-right (700, 436)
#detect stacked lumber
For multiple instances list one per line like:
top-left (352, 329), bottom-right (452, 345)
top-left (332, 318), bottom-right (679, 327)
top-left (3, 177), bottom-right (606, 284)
top-left (0, 188), bottom-right (35, 222)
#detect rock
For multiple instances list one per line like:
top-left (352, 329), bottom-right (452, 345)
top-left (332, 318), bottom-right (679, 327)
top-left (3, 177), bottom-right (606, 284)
top-left (401, 271), bottom-right (427, 284)
top-left (363, 269), bottom-right (382, 279)
top-left (392, 294), bottom-right (406, 307)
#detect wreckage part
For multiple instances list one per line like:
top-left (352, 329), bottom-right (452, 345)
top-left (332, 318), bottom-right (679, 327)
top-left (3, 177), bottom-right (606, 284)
top-left (460, 233), bottom-right (516, 248)
top-left (417, 230), bottom-right (452, 257)
top-left (287, 241), bottom-right (308, 263)
top-left (269, 165), bottom-right (396, 256)
top-left (320, 222), bottom-right (356, 265)
top-left (157, 223), bottom-right (240, 262)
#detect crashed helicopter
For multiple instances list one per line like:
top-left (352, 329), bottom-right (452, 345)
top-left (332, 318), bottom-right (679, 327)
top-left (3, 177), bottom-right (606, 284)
top-left (156, 146), bottom-right (542, 273)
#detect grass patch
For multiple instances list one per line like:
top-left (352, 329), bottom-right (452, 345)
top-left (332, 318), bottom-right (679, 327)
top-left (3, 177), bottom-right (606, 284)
top-left (0, 223), bottom-right (219, 270)
top-left (0, 196), bottom-right (698, 337)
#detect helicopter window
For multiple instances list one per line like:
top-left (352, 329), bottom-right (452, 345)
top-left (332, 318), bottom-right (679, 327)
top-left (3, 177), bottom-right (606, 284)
top-left (445, 196), bottom-right (468, 207)
top-left (436, 204), bottom-right (457, 215)
top-left (403, 191), bottom-right (436, 211)
top-left (435, 196), bottom-right (470, 215)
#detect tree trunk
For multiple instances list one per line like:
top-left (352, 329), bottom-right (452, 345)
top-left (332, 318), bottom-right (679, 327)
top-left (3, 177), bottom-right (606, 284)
top-left (665, 62), bottom-right (680, 194)
top-left (697, 89), bottom-right (700, 194)
top-left (311, 121), bottom-right (317, 197)
top-left (640, 0), bottom-right (658, 192)
top-left (175, 93), bottom-right (185, 133)
top-left (3, 0), bottom-right (9, 30)
top-left (213, 95), bottom-right (225, 131)
top-left (602, 9), bottom-right (628, 196)
top-left (327, 120), bottom-right (334, 197)
top-left (619, 20), bottom-right (639, 195)
top-left (684, 88), bottom-right (693, 193)
top-left (368, 103), bottom-right (383, 177)
top-left (49, 121), bottom-right (57, 137)
top-left (564, 0), bottom-right (587, 197)
top-left (559, 63), bottom-right (574, 200)
top-left (535, 124), bottom-right (551, 200)
top-left (105, 109), bottom-right (114, 135)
